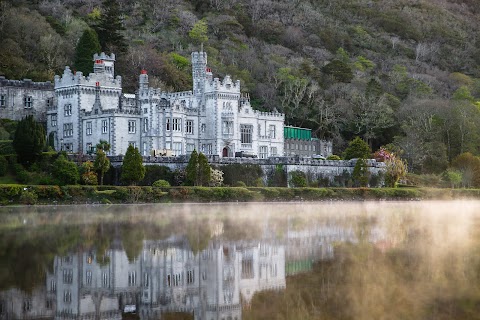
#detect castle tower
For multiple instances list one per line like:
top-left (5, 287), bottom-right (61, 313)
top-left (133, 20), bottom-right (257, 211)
top-left (191, 51), bottom-right (208, 96)
top-left (93, 52), bottom-right (116, 77)
top-left (139, 69), bottom-right (149, 92)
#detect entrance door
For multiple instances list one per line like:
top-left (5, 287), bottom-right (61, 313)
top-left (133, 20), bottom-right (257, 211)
top-left (222, 147), bottom-right (229, 157)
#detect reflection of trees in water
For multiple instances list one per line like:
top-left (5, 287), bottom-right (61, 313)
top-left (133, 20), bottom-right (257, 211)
top-left (245, 213), bottom-right (480, 320)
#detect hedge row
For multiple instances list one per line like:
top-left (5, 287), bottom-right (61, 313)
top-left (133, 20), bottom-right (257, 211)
top-left (0, 185), bottom-right (480, 205)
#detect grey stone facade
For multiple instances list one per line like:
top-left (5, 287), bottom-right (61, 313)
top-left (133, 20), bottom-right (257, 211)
top-left (284, 138), bottom-right (333, 158)
top-left (0, 76), bottom-right (54, 122)
top-left (45, 52), bottom-right (285, 157)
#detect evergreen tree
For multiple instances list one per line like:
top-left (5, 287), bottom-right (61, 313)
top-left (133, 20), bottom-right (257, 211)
top-left (185, 150), bottom-right (211, 186)
top-left (74, 28), bottom-right (101, 75)
top-left (197, 152), bottom-right (211, 186)
top-left (352, 158), bottom-right (370, 187)
top-left (343, 137), bottom-right (372, 160)
top-left (95, 0), bottom-right (127, 53)
top-left (94, 140), bottom-right (111, 185)
top-left (12, 115), bottom-right (46, 167)
top-left (121, 145), bottom-right (145, 185)
top-left (185, 150), bottom-right (199, 186)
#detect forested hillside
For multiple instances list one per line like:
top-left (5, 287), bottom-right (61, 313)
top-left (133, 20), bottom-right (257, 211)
top-left (1, 0), bottom-right (480, 173)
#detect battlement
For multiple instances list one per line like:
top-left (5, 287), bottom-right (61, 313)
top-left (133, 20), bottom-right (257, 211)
top-left (191, 51), bottom-right (207, 64)
top-left (254, 110), bottom-right (285, 118)
top-left (54, 66), bottom-right (122, 89)
top-left (0, 76), bottom-right (53, 90)
top-left (93, 52), bottom-right (115, 62)
top-left (205, 75), bottom-right (241, 93)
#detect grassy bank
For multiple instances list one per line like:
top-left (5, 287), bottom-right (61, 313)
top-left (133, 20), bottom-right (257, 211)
top-left (2, 185), bottom-right (480, 205)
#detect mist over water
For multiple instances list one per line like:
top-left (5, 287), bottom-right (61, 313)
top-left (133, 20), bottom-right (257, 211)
top-left (0, 201), bottom-right (479, 319)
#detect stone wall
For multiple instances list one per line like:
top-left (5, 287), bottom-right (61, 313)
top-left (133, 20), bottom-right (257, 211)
top-left (104, 155), bottom-right (386, 186)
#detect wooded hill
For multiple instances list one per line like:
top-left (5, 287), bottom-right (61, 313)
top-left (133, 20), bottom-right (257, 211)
top-left (1, 0), bottom-right (480, 173)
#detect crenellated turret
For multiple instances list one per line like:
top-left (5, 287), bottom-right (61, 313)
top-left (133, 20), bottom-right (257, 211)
top-left (191, 51), bottom-right (207, 96)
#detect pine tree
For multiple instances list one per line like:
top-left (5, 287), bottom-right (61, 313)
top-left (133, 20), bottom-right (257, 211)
top-left (95, 0), bottom-right (127, 53)
top-left (197, 152), bottom-right (211, 186)
top-left (74, 28), bottom-right (101, 75)
top-left (185, 150), bottom-right (198, 186)
top-left (121, 145), bottom-right (145, 185)
top-left (12, 115), bottom-right (45, 167)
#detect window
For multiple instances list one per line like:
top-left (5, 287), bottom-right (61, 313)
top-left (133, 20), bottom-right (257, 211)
top-left (23, 300), bottom-right (31, 312)
top-left (102, 120), bottom-right (108, 134)
top-left (269, 125), bottom-right (276, 138)
top-left (102, 272), bottom-right (108, 287)
top-left (24, 96), bottom-right (33, 109)
top-left (172, 118), bottom-right (181, 132)
top-left (64, 143), bottom-right (73, 152)
top-left (201, 124), bottom-right (206, 132)
top-left (86, 121), bottom-right (92, 135)
top-left (222, 121), bottom-right (233, 135)
top-left (50, 280), bottom-right (56, 292)
top-left (186, 144), bottom-right (195, 154)
top-left (144, 273), bottom-right (149, 287)
top-left (128, 120), bottom-right (136, 133)
top-left (173, 273), bottom-right (181, 287)
top-left (143, 108), bottom-right (148, 114)
top-left (64, 104), bottom-right (72, 116)
top-left (63, 123), bottom-right (73, 137)
top-left (128, 141), bottom-right (136, 149)
top-left (173, 142), bottom-right (182, 156)
top-left (63, 269), bottom-right (73, 284)
top-left (128, 271), bottom-right (136, 286)
top-left (51, 114), bottom-right (57, 127)
top-left (0, 94), bottom-right (5, 107)
top-left (259, 146), bottom-right (268, 159)
top-left (270, 147), bottom-right (277, 156)
top-left (271, 264), bottom-right (277, 277)
top-left (206, 144), bottom-right (212, 155)
top-left (46, 299), bottom-right (53, 310)
top-left (143, 118), bottom-right (148, 132)
top-left (143, 142), bottom-right (147, 156)
top-left (187, 270), bottom-right (194, 284)
top-left (166, 118), bottom-right (171, 131)
top-left (185, 120), bottom-right (194, 134)
top-left (46, 98), bottom-right (52, 109)
top-left (240, 124), bottom-right (253, 144)
top-left (86, 271), bottom-right (92, 285)
top-left (167, 274), bottom-right (171, 287)
top-left (241, 258), bottom-right (254, 279)
top-left (86, 143), bottom-right (92, 153)
top-left (63, 290), bottom-right (72, 303)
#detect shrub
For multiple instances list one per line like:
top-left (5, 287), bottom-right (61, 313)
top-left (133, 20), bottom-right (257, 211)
top-left (327, 155), bottom-right (342, 160)
top-left (343, 137), bottom-right (371, 160)
top-left (152, 179), bottom-right (171, 188)
top-left (0, 156), bottom-right (7, 176)
top-left (52, 155), bottom-right (79, 185)
top-left (140, 165), bottom-right (173, 186)
top-left (222, 164), bottom-right (263, 186)
top-left (19, 190), bottom-right (38, 205)
top-left (289, 171), bottom-right (307, 188)
top-left (234, 181), bottom-right (247, 187)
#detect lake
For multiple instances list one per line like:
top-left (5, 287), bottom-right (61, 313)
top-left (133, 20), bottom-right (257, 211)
top-left (0, 201), bottom-right (479, 319)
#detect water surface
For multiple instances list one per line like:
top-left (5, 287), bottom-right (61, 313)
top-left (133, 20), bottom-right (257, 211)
top-left (0, 201), bottom-right (479, 319)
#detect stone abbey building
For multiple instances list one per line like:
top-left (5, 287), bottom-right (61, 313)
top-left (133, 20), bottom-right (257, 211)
top-left (48, 52), bottom-right (286, 158)
top-left (0, 52), bottom-right (332, 159)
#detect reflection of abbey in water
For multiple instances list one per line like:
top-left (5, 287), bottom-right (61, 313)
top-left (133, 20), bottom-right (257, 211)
top-left (0, 223), bottom-right (355, 319)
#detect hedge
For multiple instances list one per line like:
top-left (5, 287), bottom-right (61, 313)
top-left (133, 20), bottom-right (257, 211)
top-left (0, 185), bottom-right (478, 205)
